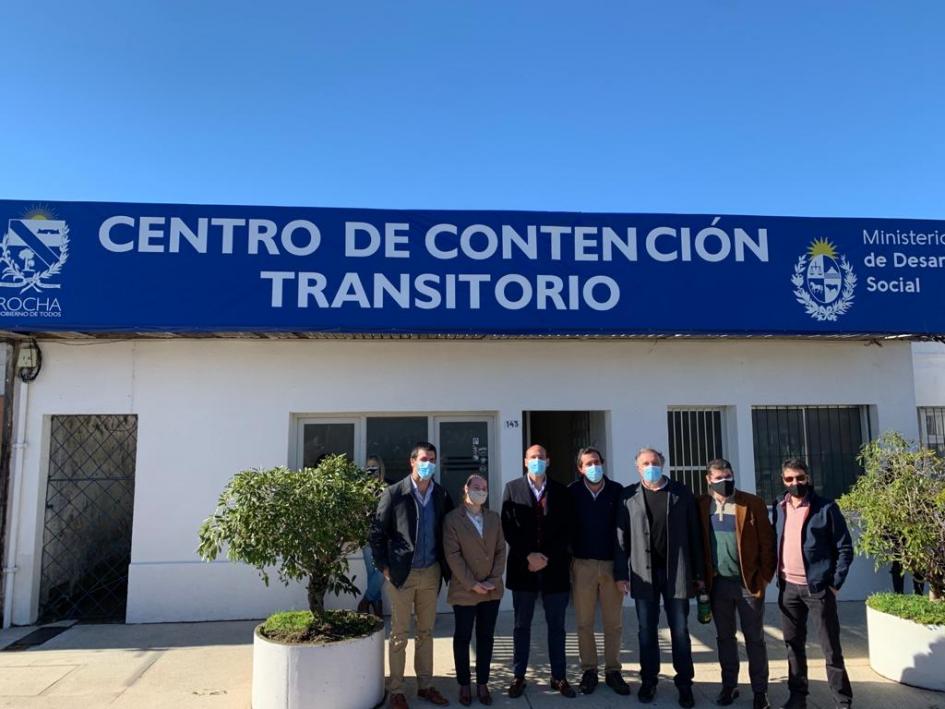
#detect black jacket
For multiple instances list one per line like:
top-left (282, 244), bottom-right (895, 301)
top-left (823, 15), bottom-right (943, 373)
top-left (500, 475), bottom-right (572, 593)
top-left (369, 476), bottom-right (454, 589)
top-left (614, 478), bottom-right (704, 600)
top-left (771, 491), bottom-right (853, 593)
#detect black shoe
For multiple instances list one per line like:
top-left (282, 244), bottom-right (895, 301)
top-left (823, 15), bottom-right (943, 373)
top-left (679, 685), bottom-right (695, 708)
top-left (605, 670), bottom-right (630, 696)
top-left (550, 678), bottom-right (576, 698)
top-left (780, 695), bottom-right (806, 709)
top-left (716, 687), bottom-right (739, 706)
top-left (578, 670), bottom-right (598, 695)
top-left (754, 693), bottom-right (771, 709)
top-left (507, 677), bottom-right (526, 699)
top-left (638, 682), bottom-right (657, 704)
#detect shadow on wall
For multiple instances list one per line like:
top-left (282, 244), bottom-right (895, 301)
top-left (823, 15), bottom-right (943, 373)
top-left (900, 634), bottom-right (945, 692)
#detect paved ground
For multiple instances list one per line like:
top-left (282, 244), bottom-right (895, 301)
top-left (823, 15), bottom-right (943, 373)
top-left (0, 602), bottom-right (941, 709)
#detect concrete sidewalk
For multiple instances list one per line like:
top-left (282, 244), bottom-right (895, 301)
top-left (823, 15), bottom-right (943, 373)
top-left (0, 603), bottom-right (941, 709)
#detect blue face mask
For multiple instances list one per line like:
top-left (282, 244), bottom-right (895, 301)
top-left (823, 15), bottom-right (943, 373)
top-left (642, 464), bottom-right (662, 483)
top-left (527, 458), bottom-right (547, 476)
top-left (584, 464), bottom-right (604, 484)
top-left (416, 461), bottom-right (436, 480)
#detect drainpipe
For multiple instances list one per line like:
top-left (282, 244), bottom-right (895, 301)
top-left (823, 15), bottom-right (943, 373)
top-left (2, 376), bottom-right (30, 628)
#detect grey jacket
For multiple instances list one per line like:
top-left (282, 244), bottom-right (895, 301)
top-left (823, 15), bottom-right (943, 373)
top-left (613, 478), bottom-right (704, 600)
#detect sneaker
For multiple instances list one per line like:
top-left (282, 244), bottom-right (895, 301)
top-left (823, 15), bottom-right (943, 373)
top-left (754, 692), bottom-right (771, 709)
top-left (578, 670), bottom-right (598, 695)
top-left (716, 686), bottom-right (739, 706)
top-left (605, 670), bottom-right (631, 696)
top-left (679, 685), bottom-right (695, 708)
top-left (638, 682), bottom-right (657, 703)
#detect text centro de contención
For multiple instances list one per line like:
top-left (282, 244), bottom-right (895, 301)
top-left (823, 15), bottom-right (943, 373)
top-left (97, 216), bottom-right (769, 311)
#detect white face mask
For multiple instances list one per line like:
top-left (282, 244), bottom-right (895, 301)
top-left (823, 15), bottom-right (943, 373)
top-left (467, 489), bottom-right (488, 506)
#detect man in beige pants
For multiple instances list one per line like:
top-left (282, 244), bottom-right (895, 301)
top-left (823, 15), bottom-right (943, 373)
top-left (370, 442), bottom-right (455, 708)
top-left (567, 447), bottom-right (630, 696)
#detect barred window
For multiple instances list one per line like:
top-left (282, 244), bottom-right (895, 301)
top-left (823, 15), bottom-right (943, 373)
top-left (667, 408), bottom-right (725, 496)
top-left (751, 405), bottom-right (871, 503)
top-left (918, 407), bottom-right (945, 456)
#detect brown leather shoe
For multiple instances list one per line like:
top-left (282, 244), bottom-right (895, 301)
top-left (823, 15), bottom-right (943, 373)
top-left (477, 684), bottom-right (493, 705)
top-left (458, 684), bottom-right (472, 706)
top-left (550, 678), bottom-right (577, 698)
top-left (508, 676), bottom-right (526, 698)
top-left (418, 686), bottom-right (450, 706)
top-left (390, 693), bottom-right (409, 708)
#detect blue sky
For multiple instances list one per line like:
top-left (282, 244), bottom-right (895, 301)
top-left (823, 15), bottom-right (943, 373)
top-left (1, 1), bottom-right (943, 218)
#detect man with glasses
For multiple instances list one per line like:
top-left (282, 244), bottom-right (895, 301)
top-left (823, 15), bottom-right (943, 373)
top-left (772, 458), bottom-right (854, 709)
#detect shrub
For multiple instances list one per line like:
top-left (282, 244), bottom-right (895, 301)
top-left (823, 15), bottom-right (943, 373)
top-left (839, 432), bottom-right (945, 601)
top-left (197, 455), bottom-right (385, 614)
top-left (867, 593), bottom-right (945, 626)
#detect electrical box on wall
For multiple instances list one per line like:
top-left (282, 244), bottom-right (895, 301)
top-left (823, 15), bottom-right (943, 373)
top-left (17, 345), bottom-right (37, 369)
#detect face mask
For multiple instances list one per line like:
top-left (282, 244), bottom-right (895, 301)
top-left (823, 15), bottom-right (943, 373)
top-left (709, 478), bottom-right (735, 498)
top-left (787, 482), bottom-right (809, 498)
top-left (416, 461), bottom-right (436, 480)
top-left (584, 464), bottom-right (604, 484)
top-left (642, 465), bottom-right (662, 483)
top-left (527, 459), bottom-right (547, 476)
top-left (467, 489), bottom-right (488, 506)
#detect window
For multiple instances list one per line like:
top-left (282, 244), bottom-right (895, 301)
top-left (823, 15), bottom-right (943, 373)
top-left (752, 405), bottom-right (871, 503)
top-left (366, 416), bottom-right (428, 483)
top-left (918, 407), bottom-right (945, 456)
top-left (300, 421), bottom-right (355, 467)
top-left (667, 408), bottom-right (724, 496)
top-left (294, 414), bottom-right (494, 496)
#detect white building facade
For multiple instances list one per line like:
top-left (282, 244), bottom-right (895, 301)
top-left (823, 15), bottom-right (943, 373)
top-left (2, 200), bottom-right (944, 625)
top-left (0, 336), bottom-right (929, 624)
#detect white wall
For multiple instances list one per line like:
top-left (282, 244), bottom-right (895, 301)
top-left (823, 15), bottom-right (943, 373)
top-left (912, 341), bottom-right (945, 406)
top-left (6, 338), bottom-right (920, 624)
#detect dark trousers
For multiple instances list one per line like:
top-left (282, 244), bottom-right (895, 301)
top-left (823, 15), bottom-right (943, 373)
top-left (891, 561), bottom-right (925, 595)
top-left (452, 600), bottom-right (500, 686)
top-left (512, 590), bottom-right (569, 680)
top-left (711, 577), bottom-right (768, 693)
top-left (634, 570), bottom-right (694, 688)
top-left (778, 581), bottom-right (853, 706)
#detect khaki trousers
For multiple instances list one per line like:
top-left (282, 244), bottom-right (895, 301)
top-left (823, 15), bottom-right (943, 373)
top-left (387, 565), bottom-right (441, 694)
top-left (572, 557), bottom-right (624, 673)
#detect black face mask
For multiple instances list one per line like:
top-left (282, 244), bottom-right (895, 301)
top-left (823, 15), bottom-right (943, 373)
top-left (709, 478), bottom-right (735, 498)
top-left (787, 482), bottom-right (810, 498)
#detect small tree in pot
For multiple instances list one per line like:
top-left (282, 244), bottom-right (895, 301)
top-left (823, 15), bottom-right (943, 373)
top-left (840, 431), bottom-right (945, 601)
top-left (198, 454), bottom-right (385, 636)
top-left (839, 431), bottom-right (945, 691)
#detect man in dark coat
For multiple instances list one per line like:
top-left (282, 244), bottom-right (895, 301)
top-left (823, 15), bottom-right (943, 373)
top-left (615, 447), bottom-right (703, 708)
top-left (371, 442), bottom-right (454, 709)
top-left (501, 443), bottom-right (576, 699)
top-left (772, 458), bottom-right (853, 709)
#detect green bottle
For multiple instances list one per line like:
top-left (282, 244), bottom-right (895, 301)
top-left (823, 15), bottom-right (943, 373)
top-left (697, 591), bottom-right (712, 624)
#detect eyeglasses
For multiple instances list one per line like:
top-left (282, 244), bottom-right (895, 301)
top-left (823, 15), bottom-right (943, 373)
top-left (782, 476), bottom-right (808, 483)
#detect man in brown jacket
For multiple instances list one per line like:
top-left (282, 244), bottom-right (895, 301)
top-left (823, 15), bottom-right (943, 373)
top-left (697, 458), bottom-right (776, 709)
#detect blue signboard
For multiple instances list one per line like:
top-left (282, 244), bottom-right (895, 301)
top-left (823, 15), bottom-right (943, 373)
top-left (1, 199), bottom-right (944, 335)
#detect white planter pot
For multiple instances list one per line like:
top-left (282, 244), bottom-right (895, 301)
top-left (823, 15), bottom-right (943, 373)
top-left (866, 605), bottom-right (945, 691)
top-left (252, 623), bottom-right (385, 709)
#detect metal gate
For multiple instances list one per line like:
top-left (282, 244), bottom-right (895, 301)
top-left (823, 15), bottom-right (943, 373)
top-left (38, 415), bottom-right (137, 623)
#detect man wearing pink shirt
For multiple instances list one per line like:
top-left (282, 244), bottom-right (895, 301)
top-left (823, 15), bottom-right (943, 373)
top-left (772, 458), bottom-right (853, 709)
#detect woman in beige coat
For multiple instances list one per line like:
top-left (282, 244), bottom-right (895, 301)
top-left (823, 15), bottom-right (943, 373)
top-left (443, 474), bottom-right (506, 706)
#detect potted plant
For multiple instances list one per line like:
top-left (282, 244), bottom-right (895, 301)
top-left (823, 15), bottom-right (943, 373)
top-left (839, 431), bottom-right (945, 691)
top-left (198, 455), bottom-right (386, 709)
